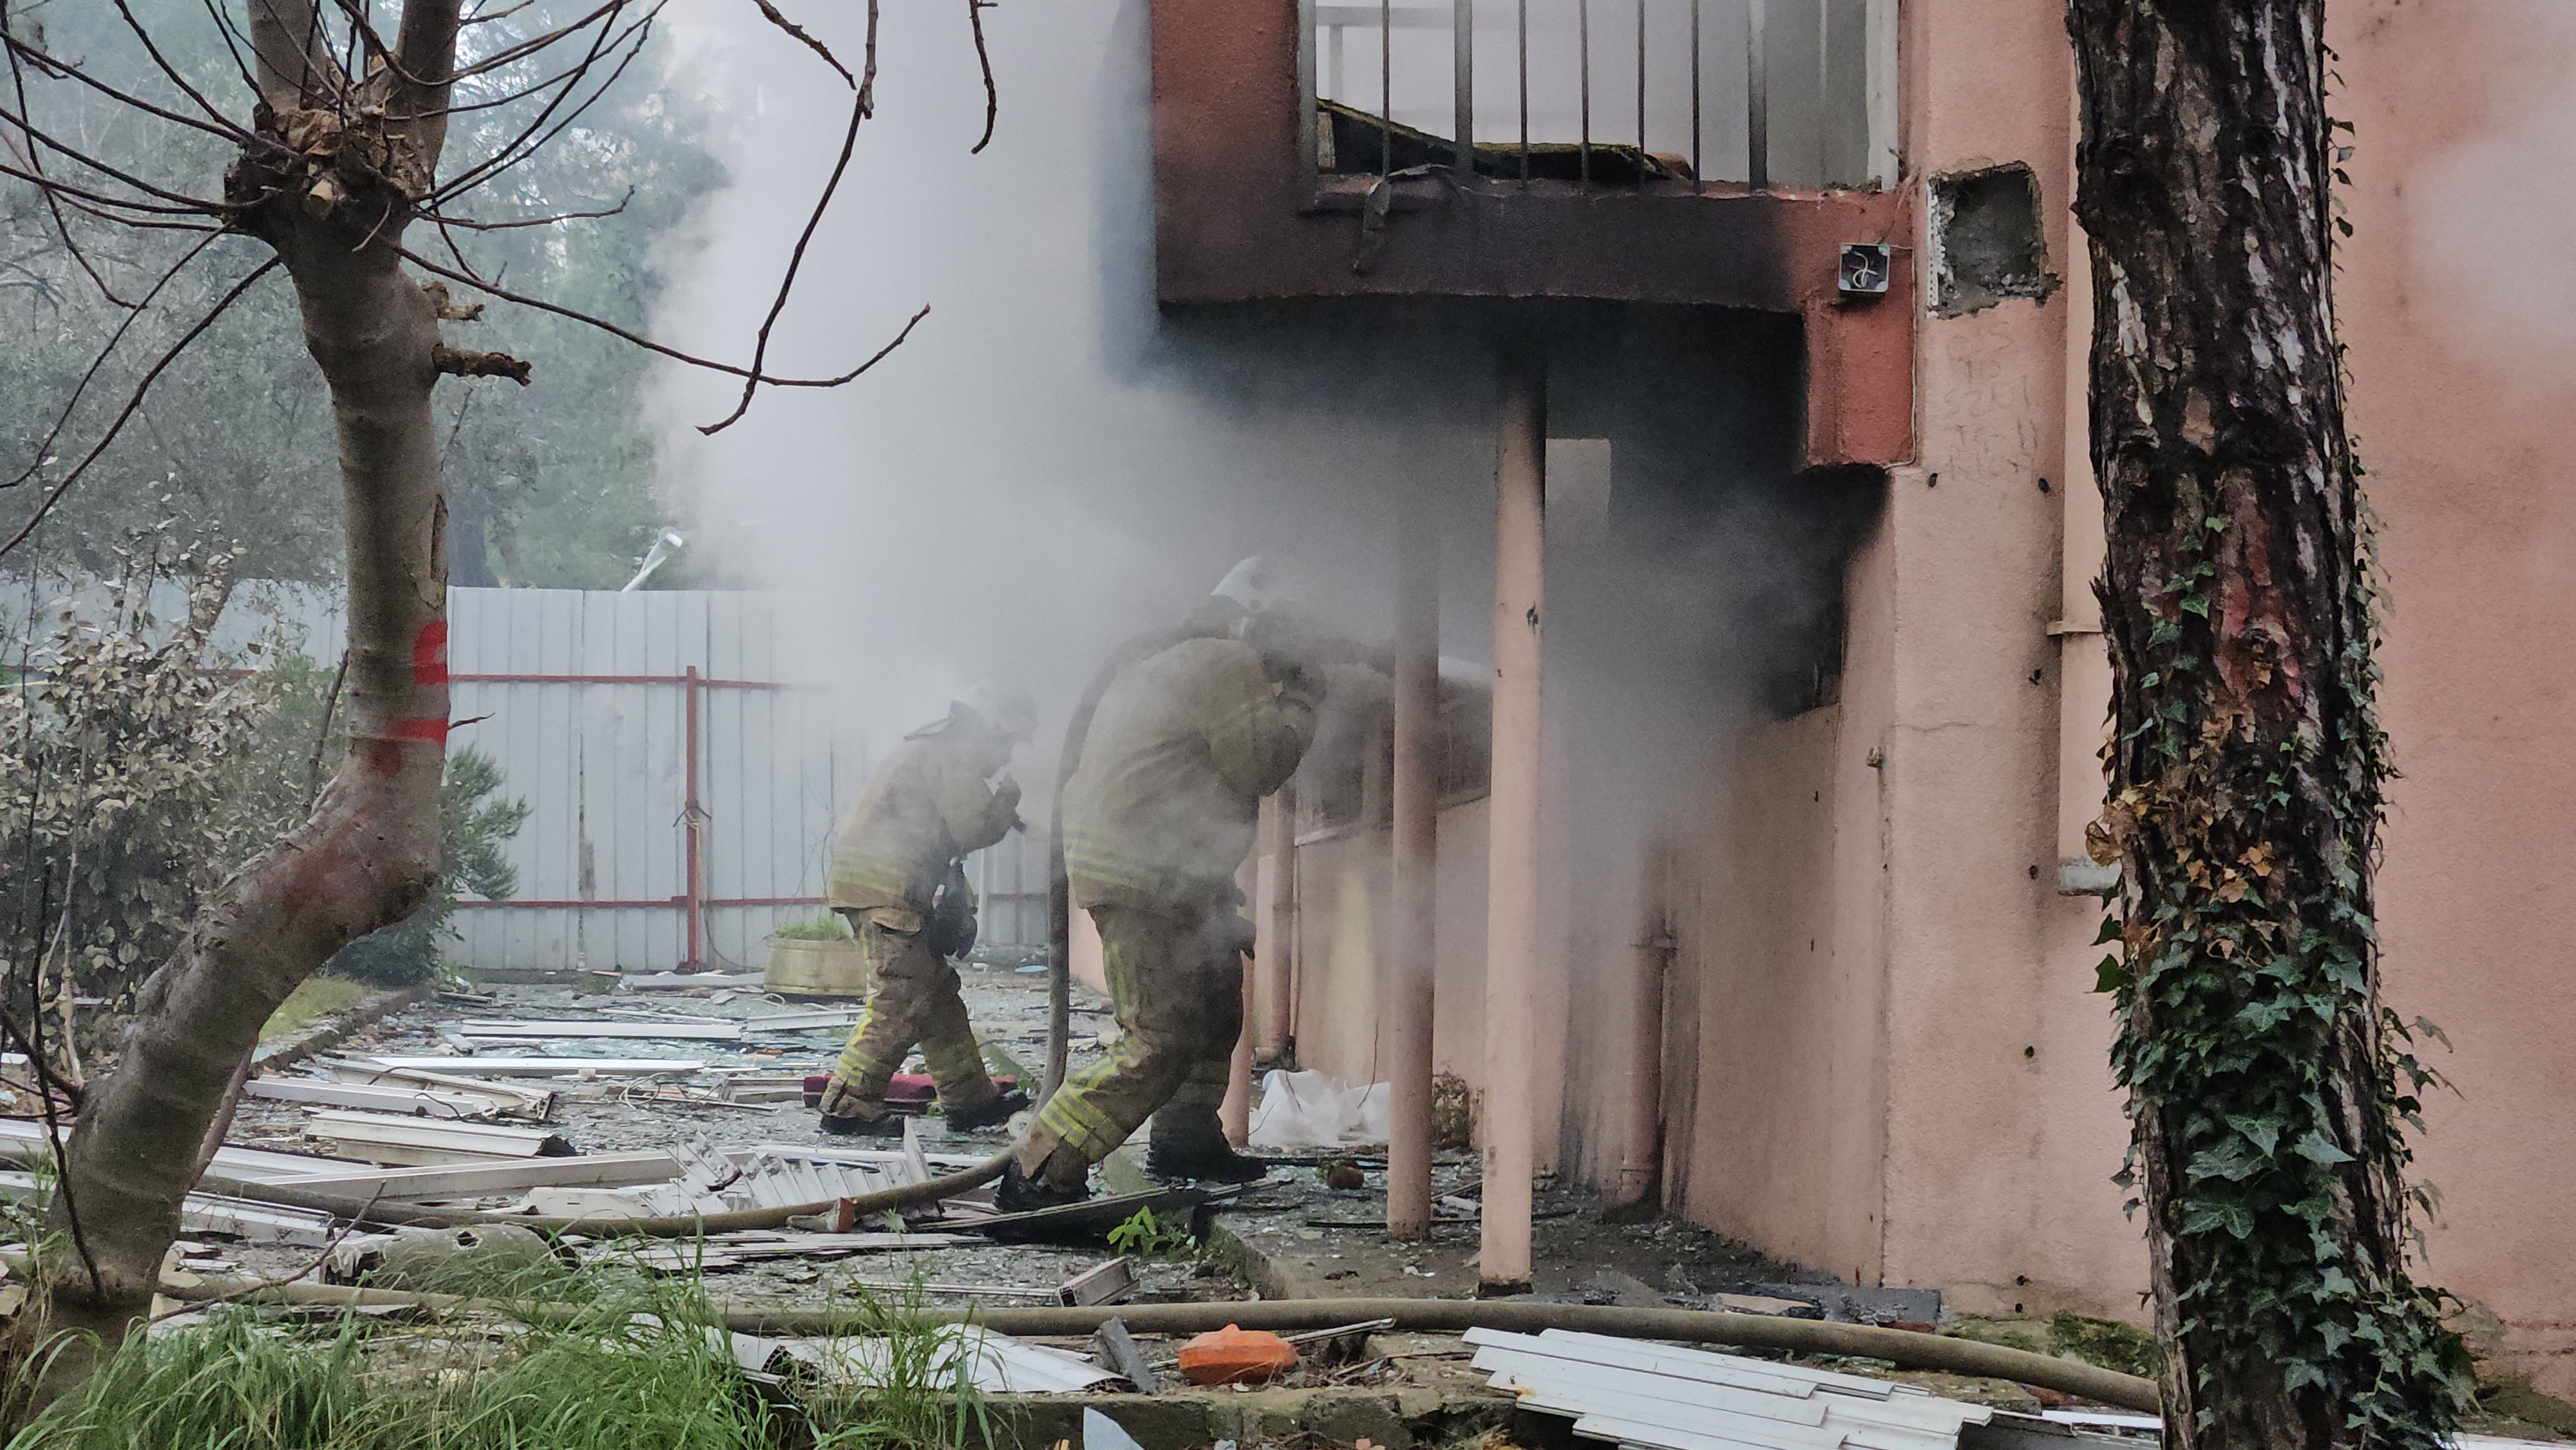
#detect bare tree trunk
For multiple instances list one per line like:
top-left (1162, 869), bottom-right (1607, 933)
top-left (39, 1), bottom-right (462, 1348)
top-left (2067, 5), bottom-right (2463, 1447)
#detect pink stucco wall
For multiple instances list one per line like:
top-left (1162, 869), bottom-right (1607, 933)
top-left (1247, 0), bottom-right (2573, 1395)
top-left (2331, 0), bottom-right (2576, 1390)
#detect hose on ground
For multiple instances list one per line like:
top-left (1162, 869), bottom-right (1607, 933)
top-left (158, 1277), bottom-right (2158, 1413)
top-left (187, 1148), bottom-right (1012, 1238)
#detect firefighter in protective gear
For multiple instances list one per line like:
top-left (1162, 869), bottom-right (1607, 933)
top-left (1002, 567), bottom-right (1326, 1209)
top-left (816, 683), bottom-right (1037, 1138)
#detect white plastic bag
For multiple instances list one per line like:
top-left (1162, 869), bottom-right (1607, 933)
top-left (1246, 1068), bottom-right (1392, 1149)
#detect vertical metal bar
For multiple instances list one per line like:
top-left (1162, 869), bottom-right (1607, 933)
top-left (1636, 0), bottom-right (1647, 171)
top-left (1746, 0), bottom-right (1768, 189)
top-left (1865, 0), bottom-right (1897, 184)
top-left (1516, 0), bottom-right (1530, 180)
top-left (1578, 0), bottom-right (1592, 183)
top-left (1818, 0), bottom-right (1832, 184)
top-left (1381, 0), bottom-right (1394, 175)
top-left (683, 665), bottom-right (704, 970)
top-left (1690, 0), bottom-right (1703, 183)
top-left (1298, 0), bottom-right (1320, 174)
top-left (1454, 0), bottom-right (1475, 175)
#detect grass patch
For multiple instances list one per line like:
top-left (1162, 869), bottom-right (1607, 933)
top-left (260, 978), bottom-right (370, 1042)
top-left (2047, 1312), bottom-right (2161, 1379)
top-left (6, 1254), bottom-right (984, 1449)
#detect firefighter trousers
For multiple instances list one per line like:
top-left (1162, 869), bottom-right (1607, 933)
top-left (818, 908), bottom-right (999, 1121)
top-left (1019, 900), bottom-right (1246, 1181)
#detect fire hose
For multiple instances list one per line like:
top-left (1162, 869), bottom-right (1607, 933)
top-left (153, 1274), bottom-right (2160, 1411)
top-left (186, 1150), bottom-right (1014, 1237)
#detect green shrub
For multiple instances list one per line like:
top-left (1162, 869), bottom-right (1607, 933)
top-left (325, 748), bottom-right (528, 988)
top-left (773, 913), bottom-right (855, 942)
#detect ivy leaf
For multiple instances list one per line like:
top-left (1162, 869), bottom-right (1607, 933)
top-left (2189, 1138), bottom-right (2266, 1183)
top-left (2295, 1129), bottom-right (2355, 1167)
top-left (2226, 1114), bottom-right (2284, 1157)
top-left (2180, 594), bottom-right (2211, 618)
top-left (2095, 954), bottom-right (2133, 993)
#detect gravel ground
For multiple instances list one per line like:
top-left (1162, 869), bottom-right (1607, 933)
top-left (213, 968), bottom-right (1240, 1310)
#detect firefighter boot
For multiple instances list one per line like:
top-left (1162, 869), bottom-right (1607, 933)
top-left (1146, 1104), bottom-right (1271, 1183)
top-left (943, 1088), bottom-right (1030, 1133)
top-left (996, 1144), bottom-right (1092, 1214)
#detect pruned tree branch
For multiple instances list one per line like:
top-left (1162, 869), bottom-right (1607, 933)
top-left (699, 0), bottom-right (877, 435)
top-left (397, 243), bottom-right (929, 392)
top-left (390, 0), bottom-right (465, 167)
top-left (431, 341), bottom-right (528, 383)
top-left (967, 0), bottom-right (996, 154)
top-left (247, 0), bottom-right (344, 112)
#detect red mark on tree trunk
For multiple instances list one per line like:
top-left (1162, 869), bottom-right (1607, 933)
top-left (412, 620), bottom-right (449, 686)
top-left (365, 719), bottom-right (450, 775)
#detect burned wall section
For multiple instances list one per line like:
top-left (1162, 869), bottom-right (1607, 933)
top-left (1928, 164), bottom-right (2061, 317)
top-left (1141, 295), bottom-right (1888, 1201)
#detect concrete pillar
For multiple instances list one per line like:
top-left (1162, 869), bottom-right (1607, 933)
top-left (1224, 855), bottom-right (1260, 1145)
top-left (1481, 350), bottom-right (1545, 1294)
top-left (1387, 507), bottom-right (1441, 1239)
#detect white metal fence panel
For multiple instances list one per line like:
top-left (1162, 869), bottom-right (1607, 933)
top-left (437, 588), bottom-right (854, 973)
top-left (1, 578), bottom-right (1052, 974)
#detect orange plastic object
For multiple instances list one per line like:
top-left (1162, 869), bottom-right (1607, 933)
top-left (1177, 1324), bottom-right (1300, 1386)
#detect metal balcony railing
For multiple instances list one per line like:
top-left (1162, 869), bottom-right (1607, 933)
top-left (1300, 0), bottom-right (1895, 190)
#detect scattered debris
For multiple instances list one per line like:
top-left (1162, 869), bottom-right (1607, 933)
top-left (303, 1109), bottom-right (577, 1165)
top-left (278, 1151), bottom-right (683, 1198)
top-left (1179, 1324), bottom-right (1300, 1386)
top-left (312, 1058), bottom-right (556, 1119)
top-left (1057, 1256), bottom-right (1140, 1306)
top-left (1247, 1069), bottom-right (1390, 1150)
top-left (452, 1018), bottom-right (747, 1042)
top-left (245, 1075), bottom-right (511, 1120)
top-left (620, 970), bottom-right (767, 991)
top-left (1468, 1326), bottom-right (1994, 1450)
top-left (357, 1055), bottom-right (711, 1076)
top-left (1093, 1316), bottom-right (1160, 1392)
top-left (735, 1326), bottom-right (1121, 1393)
top-left (328, 1224), bottom-right (559, 1288)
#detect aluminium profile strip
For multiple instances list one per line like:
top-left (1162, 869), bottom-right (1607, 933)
top-left (1470, 1331), bottom-right (1988, 1450)
top-left (1486, 1350), bottom-right (1984, 1447)
top-left (246, 1077), bottom-right (504, 1120)
top-left (303, 1109), bottom-right (573, 1162)
top-left (274, 1150), bottom-right (683, 1199)
top-left (455, 1019), bottom-right (744, 1042)
top-left (312, 1059), bottom-right (556, 1118)
top-left (358, 1055), bottom-right (709, 1077)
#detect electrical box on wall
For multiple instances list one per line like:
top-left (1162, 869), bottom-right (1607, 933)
top-left (1839, 244), bottom-right (1893, 296)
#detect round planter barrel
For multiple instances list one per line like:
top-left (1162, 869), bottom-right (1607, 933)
top-left (764, 937), bottom-right (871, 999)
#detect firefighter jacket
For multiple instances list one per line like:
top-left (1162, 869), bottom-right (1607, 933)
top-left (828, 735), bottom-right (1020, 922)
top-left (1061, 636), bottom-right (1318, 912)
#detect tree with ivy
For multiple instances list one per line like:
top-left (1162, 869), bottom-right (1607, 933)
top-left (2067, 3), bottom-right (2468, 1445)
